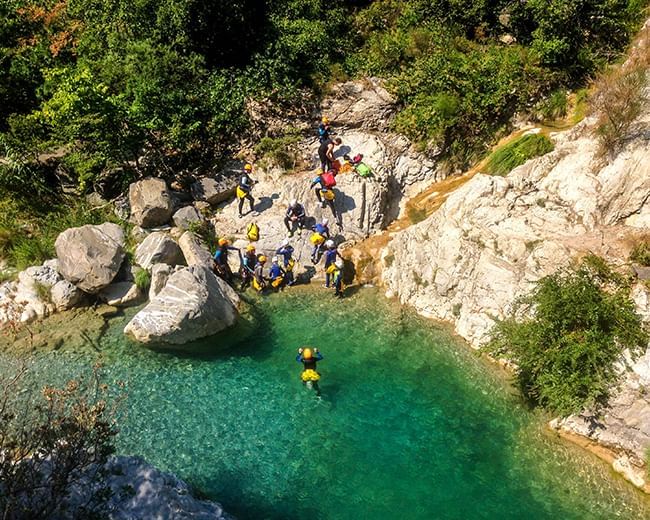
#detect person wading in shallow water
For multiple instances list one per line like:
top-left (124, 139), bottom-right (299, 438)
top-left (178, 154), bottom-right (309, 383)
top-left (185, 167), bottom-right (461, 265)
top-left (296, 347), bottom-right (323, 396)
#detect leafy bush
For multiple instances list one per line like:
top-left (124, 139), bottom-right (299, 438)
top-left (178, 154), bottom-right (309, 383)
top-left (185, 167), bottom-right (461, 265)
top-left (539, 89), bottom-right (568, 121)
top-left (484, 257), bottom-right (648, 415)
top-left (254, 128), bottom-right (302, 170)
top-left (134, 269), bottom-right (151, 292)
top-left (485, 134), bottom-right (554, 176)
top-left (630, 241), bottom-right (650, 266)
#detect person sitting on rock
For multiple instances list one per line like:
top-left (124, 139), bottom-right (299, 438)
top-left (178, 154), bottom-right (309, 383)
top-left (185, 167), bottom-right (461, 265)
top-left (213, 238), bottom-right (239, 283)
top-left (318, 136), bottom-right (342, 173)
top-left (276, 239), bottom-right (296, 286)
top-left (296, 347), bottom-right (324, 396)
top-left (284, 199), bottom-right (306, 237)
top-left (237, 163), bottom-right (257, 219)
top-left (240, 244), bottom-right (257, 290)
top-left (252, 255), bottom-right (267, 293)
top-left (318, 116), bottom-right (334, 143)
top-left (269, 256), bottom-right (287, 290)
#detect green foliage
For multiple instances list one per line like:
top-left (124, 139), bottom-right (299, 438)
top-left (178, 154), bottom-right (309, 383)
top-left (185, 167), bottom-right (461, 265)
top-left (254, 128), bottom-right (302, 170)
top-left (485, 134), bottom-right (554, 176)
top-left (348, 0), bottom-right (647, 166)
top-left (134, 269), bottom-right (151, 292)
top-left (539, 89), bottom-right (568, 121)
top-left (630, 241), bottom-right (650, 266)
top-left (484, 257), bottom-right (648, 415)
top-left (0, 194), bottom-right (119, 269)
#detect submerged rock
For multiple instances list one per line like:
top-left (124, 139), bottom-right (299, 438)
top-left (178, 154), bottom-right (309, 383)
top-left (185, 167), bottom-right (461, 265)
top-left (55, 223), bottom-right (126, 294)
top-left (129, 177), bottom-right (174, 228)
top-left (124, 265), bottom-right (239, 345)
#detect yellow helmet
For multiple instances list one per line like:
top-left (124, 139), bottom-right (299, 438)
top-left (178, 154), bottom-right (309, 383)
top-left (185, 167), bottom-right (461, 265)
top-left (322, 116), bottom-right (329, 124)
top-left (244, 163), bottom-right (253, 171)
top-left (258, 255), bottom-right (267, 263)
top-left (246, 245), bottom-right (256, 252)
top-left (218, 238), bottom-right (229, 247)
top-left (303, 348), bottom-right (313, 359)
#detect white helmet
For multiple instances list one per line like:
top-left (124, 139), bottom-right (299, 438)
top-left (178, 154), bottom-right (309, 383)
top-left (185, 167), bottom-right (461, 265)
top-left (272, 256), bottom-right (279, 263)
top-left (335, 259), bottom-right (344, 269)
top-left (325, 239), bottom-right (335, 249)
top-left (281, 238), bottom-right (290, 247)
top-left (322, 218), bottom-right (329, 226)
top-left (289, 199), bottom-right (298, 207)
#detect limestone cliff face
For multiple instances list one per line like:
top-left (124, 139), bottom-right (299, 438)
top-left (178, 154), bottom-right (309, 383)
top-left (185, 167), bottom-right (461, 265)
top-left (381, 82), bottom-right (650, 486)
top-left (382, 102), bottom-right (650, 347)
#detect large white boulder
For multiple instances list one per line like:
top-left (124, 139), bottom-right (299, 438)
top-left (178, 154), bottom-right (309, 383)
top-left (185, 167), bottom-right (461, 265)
top-left (134, 232), bottom-right (184, 269)
top-left (178, 231), bottom-right (214, 268)
top-left (124, 265), bottom-right (239, 345)
top-left (55, 223), bottom-right (126, 294)
top-left (128, 177), bottom-right (173, 228)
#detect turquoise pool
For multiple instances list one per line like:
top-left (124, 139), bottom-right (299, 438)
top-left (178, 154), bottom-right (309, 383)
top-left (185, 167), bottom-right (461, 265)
top-left (2, 288), bottom-right (648, 519)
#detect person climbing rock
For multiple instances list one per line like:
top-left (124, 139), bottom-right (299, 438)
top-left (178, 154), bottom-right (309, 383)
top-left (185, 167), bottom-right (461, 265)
top-left (296, 347), bottom-right (323, 396)
top-left (276, 239), bottom-right (296, 286)
top-left (318, 116), bottom-right (334, 143)
top-left (310, 218), bottom-right (329, 264)
top-left (237, 163), bottom-right (257, 218)
top-left (318, 136), bottom-right (342, 173)
top-left (326, 259), bottom-right (345, 298)
top-left (284, 199), bottom-right (306, 237)
top-left (240, 244), bottom-right (257, 290)
top-left (323, 239), bottom-right (340, 288)
top-left (252, 254), bottom-right (267, 293)
top-left (213, 238), bottom-right (239, 283)
top-left (269, 256), bottom-right (286, 290)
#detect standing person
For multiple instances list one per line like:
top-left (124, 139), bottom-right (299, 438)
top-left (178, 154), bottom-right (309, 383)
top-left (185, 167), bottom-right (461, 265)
top-left (213, 238), bottom-right (239, 283)
top-left (326, 259), bottom-right (345, 298)
top-left (322, 239), bottom-right (340, 288)
top-left (237, 163), bottom-right (257, 219)
top-left (240, 244), bottom-right (257, 290)
top-left (318, 116), bottom-right (333, 143)
top-left (276, 239), bottom-right (296, 286)
top-left (252, 255), bottom-right (267, 293)
top-left (296, 347), bottom-right (324, 396)
top-left (318, 137), bottom-right (342, 173)
top-left (310, 218), bottom-right (330, 264)
top-left (283, 199), bottom-right (306, 237)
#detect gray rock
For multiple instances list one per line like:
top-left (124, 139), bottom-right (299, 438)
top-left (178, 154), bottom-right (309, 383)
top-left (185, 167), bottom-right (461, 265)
top-left (51, 280), bottom-right (86, 311)
top-left (124, 265), bottom-right (239, 345)
top-left (129, 177), bottom-right (173, 228)
top-left (190, 176), bottom-right (237, 206)
top-left (21, 264), bottom-right (61, 287)
top-left (178, 231), bottom-right (214, 268)
top-left (172, 205), bottom-right (204, 230)
top-left (114, 194), bottom-right (130, 221)
top-left (98, 281), bottom-right (143, 307)
top-left (55, 223), bottom-right (126, 293)
top-left (134, 232), bottom-right (185, 269)
top-left (149, 263), bottom-right (172, 299)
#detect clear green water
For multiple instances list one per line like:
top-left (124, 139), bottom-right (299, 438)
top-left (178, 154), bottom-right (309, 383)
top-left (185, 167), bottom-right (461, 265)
top-left (2, 288), bottom-right (649, 519)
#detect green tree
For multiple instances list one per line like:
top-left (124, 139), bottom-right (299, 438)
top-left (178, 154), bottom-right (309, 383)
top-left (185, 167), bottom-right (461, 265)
top-left (485, 257), bottom-right (648, 415)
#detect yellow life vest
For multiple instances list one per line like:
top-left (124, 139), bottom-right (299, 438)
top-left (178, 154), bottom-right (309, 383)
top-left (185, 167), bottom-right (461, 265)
top-left (301, 369), bottom-right (320, 382)
top-left (326, 264), bottom-right (339, 275)
top-left (236, 186), bottom-right (247, 199)
top-left (246, 222), bottom-right (260, 241)
top-left (252, 277), bottom-right (264, 292)
top-left (310, 232), bottom-right (324, 246)
top-left (286, 258), bottom-right (295, 272)
top-left (320, 188), bottom-right (335, 201)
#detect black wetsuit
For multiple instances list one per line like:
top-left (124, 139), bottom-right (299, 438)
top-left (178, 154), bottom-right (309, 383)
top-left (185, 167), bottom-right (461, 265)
top-left (318, 139), bottom-right (334, 172)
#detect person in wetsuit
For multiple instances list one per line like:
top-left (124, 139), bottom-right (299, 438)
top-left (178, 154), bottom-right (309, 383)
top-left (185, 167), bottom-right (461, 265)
top-left (318, 137), bottom-right (342, 172)
top-left (296, 347), bottom-right (323, 396)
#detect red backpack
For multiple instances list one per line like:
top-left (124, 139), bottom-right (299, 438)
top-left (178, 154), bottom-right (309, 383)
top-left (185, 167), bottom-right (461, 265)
top-left (321, 171), bottom-right (337, 188)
